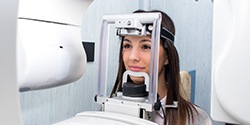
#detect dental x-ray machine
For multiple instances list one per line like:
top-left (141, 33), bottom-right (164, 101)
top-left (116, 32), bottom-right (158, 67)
top-left (1, 0), bottom-right (163, 124)
top-left (2, 0), bottom-right (250, 124)
top-left (96, 12), bottom-right (178, 119)
top-left (55, 12), bottom-right (179, 124)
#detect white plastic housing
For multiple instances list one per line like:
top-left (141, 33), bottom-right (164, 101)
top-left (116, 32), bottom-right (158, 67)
top-left (18, 0), bottom-right (93, 25)
top-left (17, 0), bottom-right (93, 91)
top-left (17, 19), bottom-right (87, 91)
top-left (211, 0), bottom-right (250, 124)
top-left (53, 111), bottom-right (157, 125)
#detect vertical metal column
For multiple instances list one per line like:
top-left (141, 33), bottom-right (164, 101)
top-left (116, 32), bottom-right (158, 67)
top-left (138, 0), bottom-right (151, 11)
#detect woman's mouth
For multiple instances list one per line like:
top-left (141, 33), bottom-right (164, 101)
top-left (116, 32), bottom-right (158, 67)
top-left (129, 66), bottom-right (144, 72)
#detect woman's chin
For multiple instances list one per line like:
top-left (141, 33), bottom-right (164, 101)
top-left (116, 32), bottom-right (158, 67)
top-left (130, 77), bottom-right (145, 84)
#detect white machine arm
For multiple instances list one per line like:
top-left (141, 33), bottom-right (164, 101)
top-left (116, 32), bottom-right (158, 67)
top-left (17, 0), bottom-right (93, 91)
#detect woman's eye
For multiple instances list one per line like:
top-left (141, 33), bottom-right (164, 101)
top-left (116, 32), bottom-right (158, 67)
top-left (141, 45), bottom-right (151, 51)
top-left (123, 44), bottom-right (132, 50)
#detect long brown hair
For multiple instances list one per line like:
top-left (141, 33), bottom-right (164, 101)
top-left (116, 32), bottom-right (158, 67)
top-left (110, 10), bottom-right (197, 125)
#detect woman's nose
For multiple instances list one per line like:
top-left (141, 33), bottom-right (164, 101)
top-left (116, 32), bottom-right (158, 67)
top-left (129, 48), bottom-right (140, 62)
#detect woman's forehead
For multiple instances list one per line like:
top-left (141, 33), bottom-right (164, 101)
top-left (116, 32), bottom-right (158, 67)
top-left (124, 35), bottom-right (151, 41)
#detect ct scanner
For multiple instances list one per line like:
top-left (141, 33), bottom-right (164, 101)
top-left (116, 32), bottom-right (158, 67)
top-left (1, 0), bottom-right (250, 124)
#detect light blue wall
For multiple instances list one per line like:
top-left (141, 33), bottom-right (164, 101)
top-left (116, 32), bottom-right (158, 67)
top-left (20, 0), bottom-right (224, 125)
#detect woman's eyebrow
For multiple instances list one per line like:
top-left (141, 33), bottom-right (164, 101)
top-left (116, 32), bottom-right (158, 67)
top-left (123, 38), bottom-right (131, 42)
top-left (140, 39), bottom-right (151, 43)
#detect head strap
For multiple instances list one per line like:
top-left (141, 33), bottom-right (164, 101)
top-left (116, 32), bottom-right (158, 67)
top-left (146, 24), bottom-right (175, 42)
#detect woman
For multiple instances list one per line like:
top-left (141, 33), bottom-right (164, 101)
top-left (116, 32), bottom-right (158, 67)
top-left (110, 10), bottom-right (212, 125)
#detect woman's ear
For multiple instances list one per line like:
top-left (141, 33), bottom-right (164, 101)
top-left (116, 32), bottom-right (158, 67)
top-left (164, 57), bottom-right (169, 65)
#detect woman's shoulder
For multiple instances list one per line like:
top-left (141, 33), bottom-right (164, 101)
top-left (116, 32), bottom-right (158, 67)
top-left (189, 105), bottom-right (212, 125)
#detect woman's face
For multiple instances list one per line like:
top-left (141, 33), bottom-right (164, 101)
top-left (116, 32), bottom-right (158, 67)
top-left (122, 35), bottom-right (168, 84)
